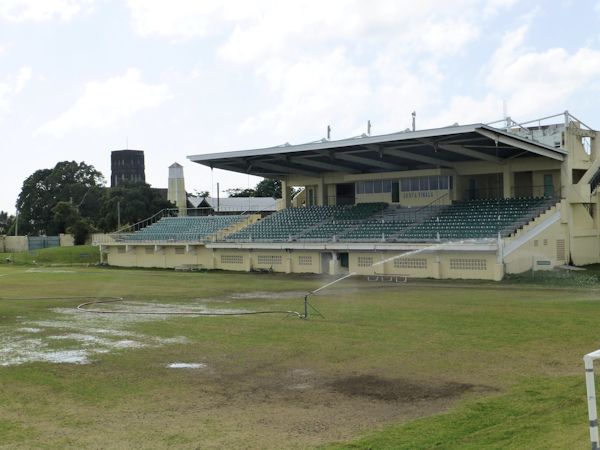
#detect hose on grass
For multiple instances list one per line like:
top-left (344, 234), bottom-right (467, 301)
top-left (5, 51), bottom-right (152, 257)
top-left (0, 296), bottom-right (303, 318)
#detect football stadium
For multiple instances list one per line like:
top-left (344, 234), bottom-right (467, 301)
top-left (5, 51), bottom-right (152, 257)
top-left (99, 111), bottom-right (598, 281)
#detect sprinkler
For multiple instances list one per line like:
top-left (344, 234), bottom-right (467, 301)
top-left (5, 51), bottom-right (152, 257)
top-left (301, 239), bottom-right (490, 319)
top-left (301, 291), bottom-right (324, 319)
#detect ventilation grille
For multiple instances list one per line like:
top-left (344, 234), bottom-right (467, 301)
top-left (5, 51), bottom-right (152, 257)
top-left (357, 256), bottom-right (374, 267)
top-left (449, 258), bottom-right (487, 271)
top-left (556, 239), bottom-right (566, 261)
top-left (221, 255), bottom-right (243, 264)
top-left (394, 258), bottom-right (427, 269)
top-left (298, 255), bottom-right (313, 266)
top-left (257, 255), bottom-right (282, 265)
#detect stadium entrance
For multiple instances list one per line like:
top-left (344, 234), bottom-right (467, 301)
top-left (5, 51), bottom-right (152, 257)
top-left (336, 183), bottom-right (355, 205)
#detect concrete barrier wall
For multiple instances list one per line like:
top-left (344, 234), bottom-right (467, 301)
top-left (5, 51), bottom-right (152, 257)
top-left (59, 234), bottom-right (75, 247)
top-left (4, 236), bottom-right (28, 252)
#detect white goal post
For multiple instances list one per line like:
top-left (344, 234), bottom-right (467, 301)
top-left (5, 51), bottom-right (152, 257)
top-left (584, 350), bottom-right (600, 450)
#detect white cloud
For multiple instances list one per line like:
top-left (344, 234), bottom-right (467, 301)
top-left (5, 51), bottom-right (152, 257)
top-left (14, 66), bottom-right (31, 93)
top-left (37, 68), bottom-right (172, 137)
top-left (487, 26), bottom-right (600, 116)
top-left (429, 25), bottom-right (600, 126)
top-left (126, 0), bottom-right (228, 38)
top-left (0, 65), bottom-right (32, 115)
top-left (0, 0), bottom-right (94, 22)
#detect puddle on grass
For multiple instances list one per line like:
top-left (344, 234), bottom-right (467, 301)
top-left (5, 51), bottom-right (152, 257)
top-left (16, 327), bottom-right (42, 333)
top-left (25, 269), bottom-right (76, 273)
top-left (229, 291), bottom-right (308, 300)
top-left (167, 362), bottom-right (207, 369)
top-left (0, 301), bottom-right (202, 367)
top-left (288, 383), bottom-right (312, 390)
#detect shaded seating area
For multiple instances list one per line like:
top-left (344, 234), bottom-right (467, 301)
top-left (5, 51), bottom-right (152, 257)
top-left (120, 215), bottom-right (246, 242)
top-left (400, 197), bottom-right (557, 241)
top-left (339, 219), bottom-right (414, 241)
top-left (227, 203), bottom-right (388, 241)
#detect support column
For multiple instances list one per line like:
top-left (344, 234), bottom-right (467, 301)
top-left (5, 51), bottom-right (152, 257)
top-left (316, 179), bottom-right (325, 206)
top-left (503, 164), bottom-right (513, 198)
top-left (281, 179), bottom-right (291, 209)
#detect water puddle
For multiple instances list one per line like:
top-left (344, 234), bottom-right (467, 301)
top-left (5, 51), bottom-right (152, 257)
top-left (167, 362), bottom-right (207, 369)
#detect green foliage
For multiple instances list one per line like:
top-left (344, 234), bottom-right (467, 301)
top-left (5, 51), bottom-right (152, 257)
top-left (68, 218), bottom-right (94, 245)
top-left (227, 178), bottom-right (282, 198)
top-left (52, 201), bottom-right (80, 234)
top-left (0, 210), bottom-right (14, 234)
top-left (15, 161), bottom-right (105, 235)
top-left (97, 182), bottom-right (174, 231)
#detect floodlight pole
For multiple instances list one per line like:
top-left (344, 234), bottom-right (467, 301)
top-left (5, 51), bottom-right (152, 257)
top-left (584, 350), bottom-right (600, 449)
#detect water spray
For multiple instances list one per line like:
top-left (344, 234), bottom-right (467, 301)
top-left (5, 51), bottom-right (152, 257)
top-left (301, 239), bottom-right (490, 319)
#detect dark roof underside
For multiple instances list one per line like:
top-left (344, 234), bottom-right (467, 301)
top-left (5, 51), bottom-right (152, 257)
top-left (188, 125), bottom-right (565, 177)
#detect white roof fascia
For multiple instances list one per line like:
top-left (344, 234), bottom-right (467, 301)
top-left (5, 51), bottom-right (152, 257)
top-left (188, 124), bottom-right (485, 162)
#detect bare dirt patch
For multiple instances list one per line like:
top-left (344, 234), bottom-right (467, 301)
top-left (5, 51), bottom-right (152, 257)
top-left (329, 374), bottom-right (477, 402)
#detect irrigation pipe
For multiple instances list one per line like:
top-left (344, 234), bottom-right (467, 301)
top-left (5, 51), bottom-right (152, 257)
top-left (0, 296), bottom-right (302, 318)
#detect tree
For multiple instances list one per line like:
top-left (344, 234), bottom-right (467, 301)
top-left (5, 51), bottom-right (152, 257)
top-left (254, 179), bottom-right (281, 198)
top-left (0, 211), bottom-right (14, 235)
top-left (226, 187), bottom-right (257, 198)
top-left (226, 179), bottom-right (301, 199)
top-left (15, 161), bottom-right (105, 235)
top-left (191, 190), bottom-right (209, 198)
top-left (227, 179), bottom-right (282, 198)
top-left (52, 201), bottom-right (80, 234)
top-left (69, 218), bottom-right (94, 245)
top-left (98, 182), bottom-right (175, 232)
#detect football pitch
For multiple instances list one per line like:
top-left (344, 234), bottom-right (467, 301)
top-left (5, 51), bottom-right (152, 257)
top-left (0, 261), bottom-right (599, 449)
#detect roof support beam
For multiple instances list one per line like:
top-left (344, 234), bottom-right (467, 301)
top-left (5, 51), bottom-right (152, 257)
top-left (285, 156), bottom-right (359, 173)
top-left (333, 152), bottom-right (405, 170)
top-left (476, 128), bottom-right (565, 161)
top-left (383, 148), bottom-right (453, 167)
top-left (438, 144), bottom-right (503, 164)
top-left (251, 160), bottom-right (315, 176)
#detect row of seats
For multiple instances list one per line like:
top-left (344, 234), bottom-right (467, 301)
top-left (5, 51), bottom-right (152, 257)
top-left (227, 197), bottom-right (555, 242)
top-left (120, 215), bottom-right (246, 241)
top-left (400, 197), bottom-right (555, 240)
top-left (227, 204), bottom-right (388, 241)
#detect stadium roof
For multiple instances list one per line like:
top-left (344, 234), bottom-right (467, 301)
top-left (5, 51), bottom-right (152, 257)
top-left (188, 123), bottom-right (567, 177)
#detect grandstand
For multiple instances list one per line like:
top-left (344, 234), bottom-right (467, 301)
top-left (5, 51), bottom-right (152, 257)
top-left (97, 111), bottom-right (599, 280)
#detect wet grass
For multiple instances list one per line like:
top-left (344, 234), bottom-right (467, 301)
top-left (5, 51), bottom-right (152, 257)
top-left (0, 245), bottom-right (99, 265)
top-left (0, 265), bottom-right (599, 448)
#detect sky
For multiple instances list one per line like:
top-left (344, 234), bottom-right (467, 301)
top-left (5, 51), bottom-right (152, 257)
top-left (0, 0), bottom-right (599, 214)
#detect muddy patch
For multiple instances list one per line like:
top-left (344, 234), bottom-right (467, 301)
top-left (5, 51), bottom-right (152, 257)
top-left (329, 375), bottom-right (476, 402)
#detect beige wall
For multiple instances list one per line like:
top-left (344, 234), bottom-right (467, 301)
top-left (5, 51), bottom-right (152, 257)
top-left (105, 244), bottom-right (505, 280)
top-left (59, 234), bottom-right (75, 247)
top-left (347, 250), bottom-right (502, 280)
top-left (4, 236), bottom-right (28, 252)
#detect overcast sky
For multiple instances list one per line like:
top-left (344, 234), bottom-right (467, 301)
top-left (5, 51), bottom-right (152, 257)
top-left (1, 0), bottom-right (599, 214)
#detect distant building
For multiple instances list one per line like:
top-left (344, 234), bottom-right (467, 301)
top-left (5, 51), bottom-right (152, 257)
top-left (111, 150), bottom-right (145, 187)
top-left (187, 195), bottom-right (277, 215)
top-left (168, 162), bottom-right (187, 215)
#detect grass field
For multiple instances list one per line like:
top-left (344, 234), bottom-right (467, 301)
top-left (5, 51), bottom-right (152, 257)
top-left (1, 250), bottom-right (600, 448)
